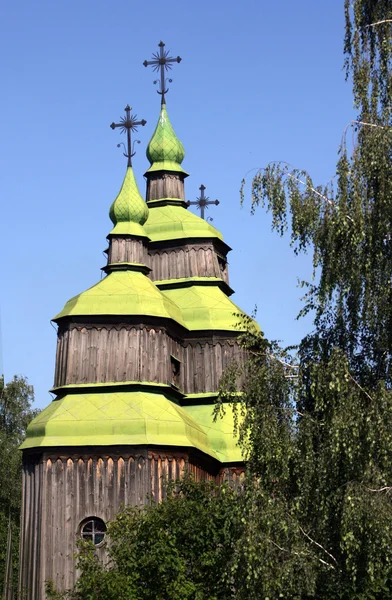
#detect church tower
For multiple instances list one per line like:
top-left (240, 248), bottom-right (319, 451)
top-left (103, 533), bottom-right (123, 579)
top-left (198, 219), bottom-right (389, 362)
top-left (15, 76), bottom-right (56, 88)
top-left (18, 43), bottom-right (252, 599)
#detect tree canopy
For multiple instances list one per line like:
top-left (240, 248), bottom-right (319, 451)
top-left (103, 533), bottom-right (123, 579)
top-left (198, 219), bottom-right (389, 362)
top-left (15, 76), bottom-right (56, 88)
top-left (232, 0), bottom-right (392, 597)
top-left (242, 0), bottom-right (392, 386)
top-left (0, 375), bottom-right (37, 595)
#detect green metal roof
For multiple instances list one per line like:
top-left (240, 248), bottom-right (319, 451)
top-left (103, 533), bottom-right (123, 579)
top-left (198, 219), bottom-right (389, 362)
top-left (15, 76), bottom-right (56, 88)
top-left (144, 204), bottom-right (223, 242)
top-left (109, 167), bottom-right (149, 236)
top-left (184, 403), bottom-right (243, 463)
top-left (161, 284), bottom-right (247, 331)
top-left (53, 270), bottom-right (186, 326)
top-left (20, 391), bottom-right (215, 458)
top-left (145, 104), bottom-right (188, 176)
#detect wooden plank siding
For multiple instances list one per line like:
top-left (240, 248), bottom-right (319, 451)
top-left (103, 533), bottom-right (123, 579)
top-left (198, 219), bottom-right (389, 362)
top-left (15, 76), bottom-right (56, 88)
top-left (108, 238), bottom-right (150, 266)
top-left (19, 448), bottom-right (243, 599)
top-left (146, 172), bottom-right (185, 202)
top-left (54, 325), bottom-right (245, 394)
top-left (148, 243), bottom-right (226, 282)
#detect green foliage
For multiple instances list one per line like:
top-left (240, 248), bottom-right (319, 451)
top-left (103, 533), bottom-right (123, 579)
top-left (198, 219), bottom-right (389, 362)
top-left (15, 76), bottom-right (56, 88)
top-left (47, 477), bottom-right (242, 600)
top-left (234, 1), bottom-right (392, 597)
top-left (226, 329), bottom-right (392, 598)
top-left (0, 375), bottom-right (37, 595)
top-left (242, 0), bottom-right (392, 386)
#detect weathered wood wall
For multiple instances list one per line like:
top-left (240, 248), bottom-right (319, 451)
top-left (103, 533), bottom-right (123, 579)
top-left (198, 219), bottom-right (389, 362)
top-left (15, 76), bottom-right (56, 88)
top-left (19, 456), bottom-right (42, 600)
top-left (19, 448), bottom-right (242, 599)
top-left (54, 324), bottom-right (245, 392)
top-left (146, 172), bottom-right (185, 201)
top-left (181, 339), bottom-right (245, 394)
top-left (108, 237), bottom-right (150, 266)
top-left (148, 242), bottom-right (229, 284)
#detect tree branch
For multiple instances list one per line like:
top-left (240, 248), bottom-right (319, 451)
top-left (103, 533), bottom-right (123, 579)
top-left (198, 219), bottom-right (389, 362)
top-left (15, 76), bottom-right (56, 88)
top-left (366, 19), bottom-right (392, 27)
top-left (266, 161), bottom-right (333, 206)
top-left (266, 353), bottom-right (299, 370)
top-left (347, 372), bottom-right (374, 402)
top-left (267, 538), bottom-right (336, 569)
top-left (298, 525), bottom-right (338, 566)
top-left (365, 486), bottom-right (392, 494)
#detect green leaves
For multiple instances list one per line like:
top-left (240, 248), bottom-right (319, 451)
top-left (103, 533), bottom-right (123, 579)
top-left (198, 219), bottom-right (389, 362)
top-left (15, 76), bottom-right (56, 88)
top-left (0, 375), bottom-right (37, 596)
top-left (51, 477), bottom-right (243, 600)
top-left (237, 3), bottom-right (392, 596)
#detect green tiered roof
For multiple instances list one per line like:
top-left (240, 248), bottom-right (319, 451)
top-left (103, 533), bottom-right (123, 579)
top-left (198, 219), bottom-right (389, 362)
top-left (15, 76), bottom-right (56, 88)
top-left (53, 270), bottom-right (186, 326)
top-left (20, 391), bottom-right (242, 462)
top-left (144, 204), bottom-right (224, 242)
top-left (23, 98), bottom-right (250, 465)
top-left (145, 104), bottom-right (188, 176)
top-left (144, 106), bottom-right (224, 244)
top-left (21, 391), bottom-right (213, 457)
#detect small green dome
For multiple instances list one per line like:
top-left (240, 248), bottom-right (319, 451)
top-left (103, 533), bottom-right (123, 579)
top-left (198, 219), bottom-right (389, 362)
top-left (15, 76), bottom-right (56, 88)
top-left (109, 167), bottom-right (149, 233)
top-left (145, 104), bottom-right (187, 175)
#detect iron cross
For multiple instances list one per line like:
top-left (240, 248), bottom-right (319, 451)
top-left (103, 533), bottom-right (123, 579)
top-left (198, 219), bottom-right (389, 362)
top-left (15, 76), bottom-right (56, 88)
top-left (110, 105), bottom-right (146, 167)
top-left (143, 41), bottom-right (182, 105)
top-left (187, 185), bottom-right (220, 220)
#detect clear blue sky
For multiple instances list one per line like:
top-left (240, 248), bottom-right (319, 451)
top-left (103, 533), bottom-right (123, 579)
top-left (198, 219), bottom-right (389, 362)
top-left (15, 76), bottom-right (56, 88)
top-left (0, 1), bottom-right (354, 409)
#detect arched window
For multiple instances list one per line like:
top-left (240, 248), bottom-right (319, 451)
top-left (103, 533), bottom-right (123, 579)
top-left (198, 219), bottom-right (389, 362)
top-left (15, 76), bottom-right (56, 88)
top-left (80, 517), bottom-right (106, 546)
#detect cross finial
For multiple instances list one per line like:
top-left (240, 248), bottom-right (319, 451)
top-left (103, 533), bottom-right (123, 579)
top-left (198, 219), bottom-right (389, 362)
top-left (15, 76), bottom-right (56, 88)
top-left (187, 185), bottom-right (220, 221)
top-left (143, 41), bottom-right (182, 105)
top-left (110, 105), bottom-right (146, 167)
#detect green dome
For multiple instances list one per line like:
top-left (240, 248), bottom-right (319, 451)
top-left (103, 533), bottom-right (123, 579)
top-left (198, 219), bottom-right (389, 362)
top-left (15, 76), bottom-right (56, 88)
top-left (145, 104), bottom-right (187, 175)
top-left (109, 167), bottom-right (149, 235)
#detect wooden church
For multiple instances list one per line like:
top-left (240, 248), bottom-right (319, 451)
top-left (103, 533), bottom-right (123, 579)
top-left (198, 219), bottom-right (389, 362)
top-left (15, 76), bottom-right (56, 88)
top-left (18, 43), bottom-right (253, 598)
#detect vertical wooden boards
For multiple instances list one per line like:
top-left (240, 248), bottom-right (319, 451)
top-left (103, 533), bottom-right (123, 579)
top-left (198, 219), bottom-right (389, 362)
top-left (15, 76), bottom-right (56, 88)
top-left (146, 173), bottom-right (185, 202)
top-left (54, 324), bottom-right (243, 395)
top-left (108, 238), bottom-right (149, 266)
top-left (20, 444), bottom-right (246, 600)
top-left (148, 243), bottom-right (225, 281)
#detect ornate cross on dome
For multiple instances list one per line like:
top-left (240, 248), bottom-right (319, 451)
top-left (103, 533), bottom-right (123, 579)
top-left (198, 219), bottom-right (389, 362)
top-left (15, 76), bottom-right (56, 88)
top-left (187, 185), bottom-right (220, 221)
top-left (143, 41), bottom-right (182, 105)
top-left (110, 105), bottom-right (146, 168)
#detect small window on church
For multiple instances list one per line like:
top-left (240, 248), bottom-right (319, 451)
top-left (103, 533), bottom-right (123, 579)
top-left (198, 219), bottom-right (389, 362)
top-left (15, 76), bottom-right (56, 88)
top-left (80, 517), bottom-right (106, 546)
top-left (218, 256), bottom-right (226, 275)
top-left (171, 356), bottom-right (181, 388)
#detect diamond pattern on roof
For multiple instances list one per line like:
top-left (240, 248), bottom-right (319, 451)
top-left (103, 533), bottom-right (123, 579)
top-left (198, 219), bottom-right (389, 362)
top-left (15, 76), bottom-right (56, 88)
top-left (109, 167), bottom-right (149, 227)
top-left (146, 105), bottom-right (185, 167)
top-left (21, 391), bottom-right (217, 460)
top-left (144, 204), bottom-right (223, 243)
top-left (184, 404), bottom-right (244, 463)
top-left (54, 271), bottom-right (186, 327)
top-left (162, 285), bottom-right (247, 331)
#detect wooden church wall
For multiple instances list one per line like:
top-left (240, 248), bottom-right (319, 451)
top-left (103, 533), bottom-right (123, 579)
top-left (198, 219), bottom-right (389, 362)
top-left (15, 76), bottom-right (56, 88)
top-left (181, 340), bottom-right (246, 394)
top-left (54, 325), bottom-right (181, 388)
top-left (108, 237), bottom-right (150, 266)
top-left (146, 173), bottom-right (185, 201)
top-left (148, 242), bottom-right (229, 284)
top-left (54, 324), bottom-right (245, 394)
top-left (19, 447), bottom-right (234, 599)
top-left (19, 456), bottom-right (42, 600)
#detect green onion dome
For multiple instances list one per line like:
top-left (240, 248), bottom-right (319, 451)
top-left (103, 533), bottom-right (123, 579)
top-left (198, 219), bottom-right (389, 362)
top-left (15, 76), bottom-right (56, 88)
top-left (109, 167), bottom-right (149, 236)
top-left (145, 104), bottom-right (188, 175)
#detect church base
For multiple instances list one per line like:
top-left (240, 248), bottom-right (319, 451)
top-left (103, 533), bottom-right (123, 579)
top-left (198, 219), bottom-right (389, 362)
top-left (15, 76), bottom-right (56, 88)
top-left (18, 445), bottom-right (244, 599)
